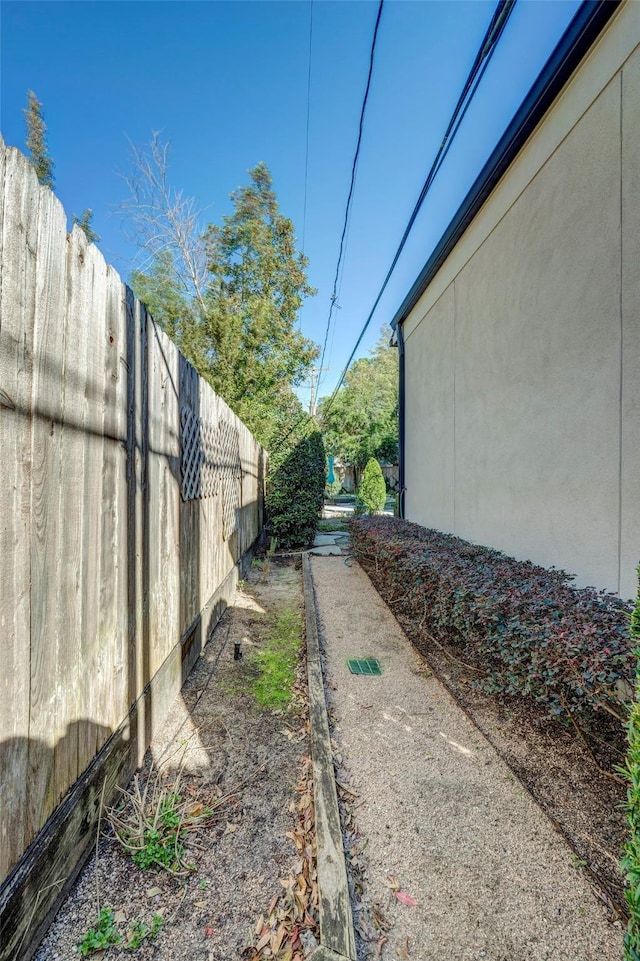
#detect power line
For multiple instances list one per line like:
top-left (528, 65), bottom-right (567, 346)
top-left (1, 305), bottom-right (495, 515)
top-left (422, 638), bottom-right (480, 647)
top-left (271, 0), bottom-right (515, 455)
top-left (316, 0), bottom-right (384, 392)
top-left (301, 0), bottom-right (314, 253)
top-left (322, 0), bottom-right (517, 419)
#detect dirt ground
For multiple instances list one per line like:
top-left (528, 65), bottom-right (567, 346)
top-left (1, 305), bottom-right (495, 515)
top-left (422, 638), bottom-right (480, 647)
top-left (34, 558), bottom-right (318, 961)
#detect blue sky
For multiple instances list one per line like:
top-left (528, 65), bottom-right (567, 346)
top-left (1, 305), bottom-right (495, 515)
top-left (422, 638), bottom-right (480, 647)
top-left (1, 0), bottom-right (581, 405)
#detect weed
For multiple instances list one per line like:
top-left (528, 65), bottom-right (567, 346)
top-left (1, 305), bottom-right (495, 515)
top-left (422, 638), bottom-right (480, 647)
top-left (252, 608), bottom-right (303, 710)
top-left (129, 791), bottom-right (188, 871)
top-left (569, 853), bottom-right (588, 869)
top-left (126, 913), bottom-right (164, 950)
top-left (108, 760), bottom-right (229, 876)
top-left (199, 879), bottom-right (209, 889)
top-left (252, 537), bottom-right (278, 578)
top-left (78, 907), bottom-right (122, 955)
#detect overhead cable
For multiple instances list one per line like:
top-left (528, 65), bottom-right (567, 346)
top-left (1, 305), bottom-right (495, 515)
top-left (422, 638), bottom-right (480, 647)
top-left (321, 0), bottom-right (516, 419)
top-left (316, 0), bottom-right (384, 391)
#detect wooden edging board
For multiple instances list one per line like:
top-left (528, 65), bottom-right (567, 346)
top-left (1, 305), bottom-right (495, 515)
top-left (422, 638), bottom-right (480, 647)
top-left (302, 553), bottom-right (357, 961)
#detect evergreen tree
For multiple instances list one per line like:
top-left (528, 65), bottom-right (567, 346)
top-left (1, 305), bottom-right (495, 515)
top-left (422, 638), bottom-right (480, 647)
top-left (357, 458), bottom-right (387, 515)
top-left (125, 144), bottom-right (318, 450)
top-left (72, 209), bottom-right (100, 244)
top-left (320, 327), bottom-right (398, 468)
top-left (24, 90), bottom-right (54, 188)
top-left (202, 162), bottom-right (318, 439)
top-left (131, 250), bottom-right (194, 348)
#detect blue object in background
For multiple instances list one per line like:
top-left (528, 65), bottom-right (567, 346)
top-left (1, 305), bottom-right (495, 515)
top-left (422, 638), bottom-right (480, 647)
top-left (327, 455), bottom-right (335, 484)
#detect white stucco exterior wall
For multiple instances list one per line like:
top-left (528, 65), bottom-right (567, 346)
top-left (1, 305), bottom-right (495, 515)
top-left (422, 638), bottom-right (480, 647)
top-left (402, 2), bottom-right (640, 599)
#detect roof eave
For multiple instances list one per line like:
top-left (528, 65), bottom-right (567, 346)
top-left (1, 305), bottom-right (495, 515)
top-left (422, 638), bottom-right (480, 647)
top-left (391, 0), bottom-right (622, 331)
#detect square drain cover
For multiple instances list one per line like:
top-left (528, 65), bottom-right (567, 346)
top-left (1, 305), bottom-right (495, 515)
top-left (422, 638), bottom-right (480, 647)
top-left (348, 658), bottom-right (382, 676)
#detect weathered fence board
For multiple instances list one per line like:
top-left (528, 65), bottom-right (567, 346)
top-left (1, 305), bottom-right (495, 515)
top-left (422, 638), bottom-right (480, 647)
top-left (0, 144), bottom-right (34, 882)
top-left (0, 138), bottom-right (267, 960)
top-left (28, 173), bottom-right (70, 843)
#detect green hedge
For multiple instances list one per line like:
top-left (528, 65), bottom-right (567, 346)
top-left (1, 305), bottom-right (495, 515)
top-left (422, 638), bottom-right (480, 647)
top-left (622, 569), bottom-right (640, 959)
top-left (266, 431), bottom-right (325, 548)
top-left (350, 516), bottom-right (633, 724)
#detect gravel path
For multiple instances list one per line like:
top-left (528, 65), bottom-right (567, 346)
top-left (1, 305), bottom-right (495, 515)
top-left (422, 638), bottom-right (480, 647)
top-left (311, 555), bottom-right (621, 961)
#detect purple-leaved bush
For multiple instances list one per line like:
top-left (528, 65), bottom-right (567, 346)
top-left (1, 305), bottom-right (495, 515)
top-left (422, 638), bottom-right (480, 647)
top-left (350, 516), bottom-right (633, 724)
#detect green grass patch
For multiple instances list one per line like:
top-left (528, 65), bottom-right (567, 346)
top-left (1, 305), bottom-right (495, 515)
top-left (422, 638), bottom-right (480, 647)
top-left (317, 519), bottom-right (348, 532)
top-left (252, 608), bottom-right (303, 710)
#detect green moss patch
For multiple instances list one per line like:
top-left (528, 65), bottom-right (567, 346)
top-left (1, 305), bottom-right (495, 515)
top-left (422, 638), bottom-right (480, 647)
top-left (252, 608), bottom-right (303, 710)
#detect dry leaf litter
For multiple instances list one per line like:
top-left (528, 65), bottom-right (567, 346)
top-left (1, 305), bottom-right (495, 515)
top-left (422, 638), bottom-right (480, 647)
top-left (33, 558), bottom-right (320, 961)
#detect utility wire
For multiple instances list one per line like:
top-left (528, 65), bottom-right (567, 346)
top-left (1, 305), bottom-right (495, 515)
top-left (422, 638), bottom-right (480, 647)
top-left (316, 0), bottom-right (384, 392)
top-left (271, 0), bottom-right (515, 454)
top-left (322, 0), bottom-right (516, 419)
top-left (301, 0), bottom-right (314, 253)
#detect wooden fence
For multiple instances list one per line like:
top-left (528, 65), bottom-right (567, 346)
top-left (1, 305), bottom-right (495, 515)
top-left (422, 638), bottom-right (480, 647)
top-left (0, 138), bottom-right (266, 959)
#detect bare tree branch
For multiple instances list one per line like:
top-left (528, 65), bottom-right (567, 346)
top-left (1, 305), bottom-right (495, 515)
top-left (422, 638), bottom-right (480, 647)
top-left (120, 132), bottom-right (208, 313)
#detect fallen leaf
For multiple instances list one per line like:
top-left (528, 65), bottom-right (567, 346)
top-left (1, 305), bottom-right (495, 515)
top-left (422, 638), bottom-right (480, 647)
top-left (394, 891), bottom-right (417, 907)
top-left (271, 922), bottom-right (286, 953)
top-left (113, 909), bottom-right (127, 923)
top-left (395, 935), bottom-right (411, 958)
top-left (194, 900), bottom-right (208, 908)
top-left (255, 931), bottom-right (271, 951)
top-left (384, 875), bottom-right (400, 892)
top-left (254, 914), bottom-right (264, 936)
top-left (225, 821), bottom-right (238, 833)
top-left (205, 925), bottom-right (215, 937)
top-left (146, 886), bottom-right (162, 898)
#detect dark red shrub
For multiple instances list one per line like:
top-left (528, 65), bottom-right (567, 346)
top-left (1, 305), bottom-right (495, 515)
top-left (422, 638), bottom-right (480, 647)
top-left (350, 516), bottom-right (632, 723)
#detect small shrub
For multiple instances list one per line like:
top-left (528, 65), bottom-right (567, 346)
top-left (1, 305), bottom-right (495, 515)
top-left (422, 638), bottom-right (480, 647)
top-left (350, 516), bottom-right (633, 725)
top-left (357, 459), bottom-right (386, 515)
top-left (266, 431), bottom-right (325, 548)
top-left (622, 567), bottom-right (640, 959)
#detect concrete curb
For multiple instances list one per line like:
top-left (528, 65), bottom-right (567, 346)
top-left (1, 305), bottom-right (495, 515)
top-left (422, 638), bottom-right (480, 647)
top-left (302, 554), bottom-right (357, 961)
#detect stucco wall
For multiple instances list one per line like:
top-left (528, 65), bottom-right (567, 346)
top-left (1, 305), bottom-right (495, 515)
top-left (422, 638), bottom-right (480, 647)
top-left (403, 2), bottom-right (640, 599)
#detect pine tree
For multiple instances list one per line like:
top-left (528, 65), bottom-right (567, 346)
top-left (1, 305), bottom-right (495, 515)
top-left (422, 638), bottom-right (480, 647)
top-left (24, 90), bottom-right (54, 188)
top-left (72, 209), bottom-right (100, 244)
top-left (203, 162), bottom-right (318, 429)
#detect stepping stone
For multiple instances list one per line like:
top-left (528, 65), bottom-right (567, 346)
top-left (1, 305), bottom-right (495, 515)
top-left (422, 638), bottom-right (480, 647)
top-left (308, 545), bottom-right (343, 556)
top-left (313, 534), bottom-right (339, 546)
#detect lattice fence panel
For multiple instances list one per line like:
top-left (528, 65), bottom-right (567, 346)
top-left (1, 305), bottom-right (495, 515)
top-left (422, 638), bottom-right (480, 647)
top-left (181, 406), bottom-right (219, 501)
top-left (218, 418), bottom-right (242, 539)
